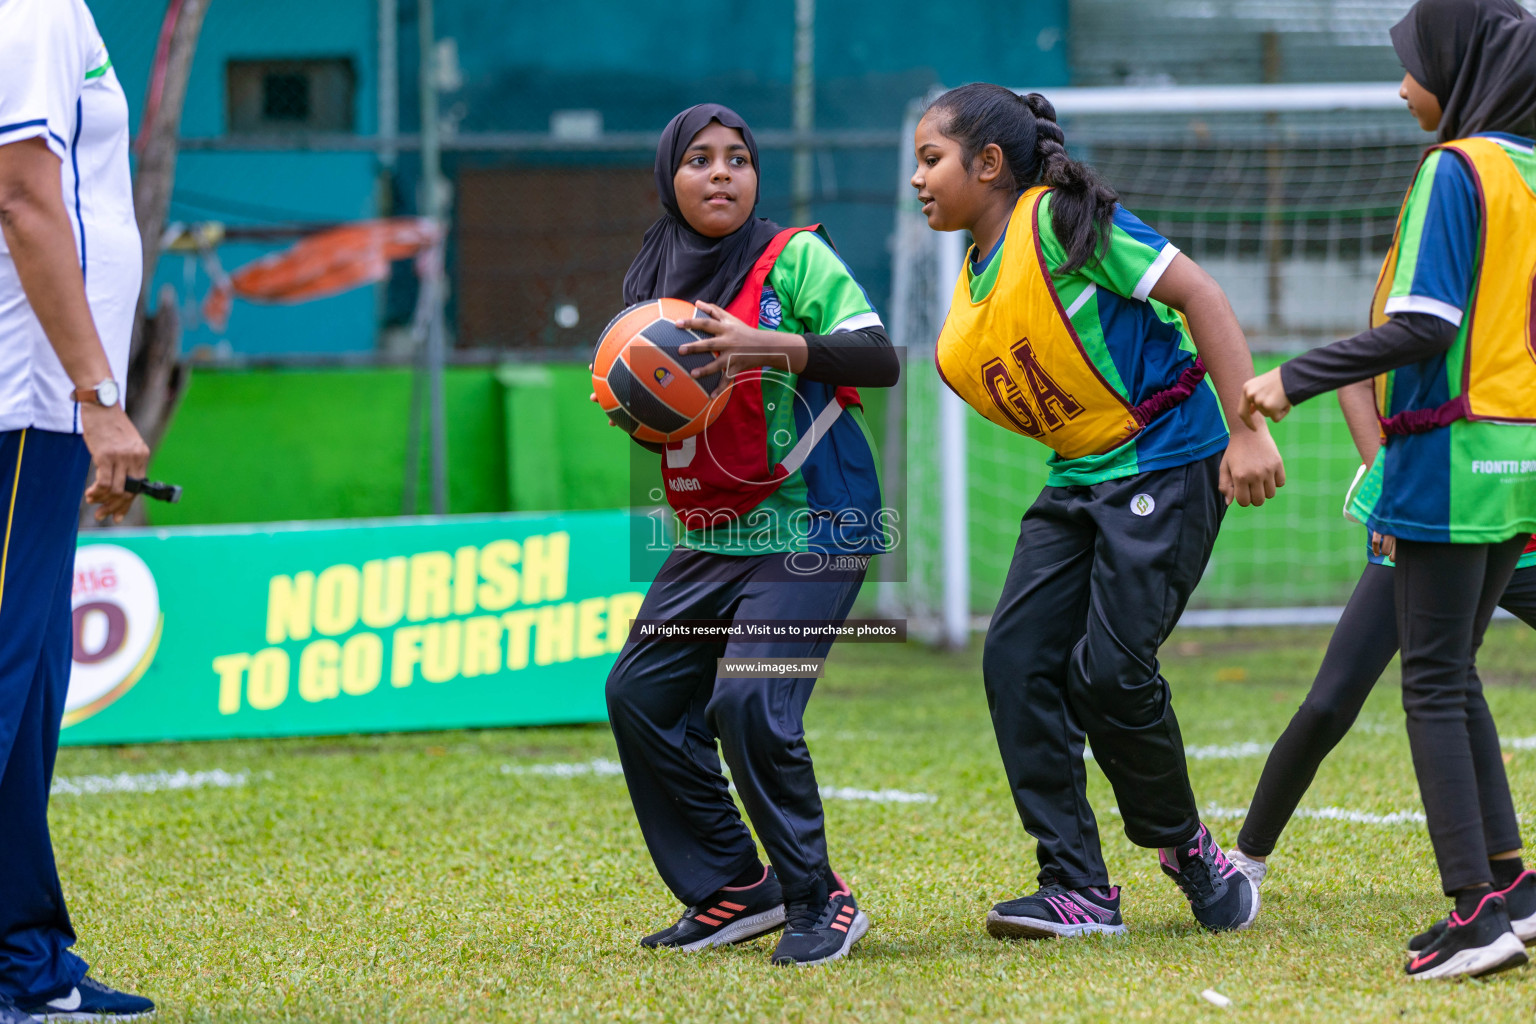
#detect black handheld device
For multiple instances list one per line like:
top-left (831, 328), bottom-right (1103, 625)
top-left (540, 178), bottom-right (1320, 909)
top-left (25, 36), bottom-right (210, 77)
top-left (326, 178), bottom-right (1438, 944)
top-left (125, 476), bottom-right (182, 503)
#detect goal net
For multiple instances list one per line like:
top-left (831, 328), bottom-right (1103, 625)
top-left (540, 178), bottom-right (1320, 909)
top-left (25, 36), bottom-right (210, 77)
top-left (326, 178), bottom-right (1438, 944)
top-left (882, 84), bottom-right (1425, 644)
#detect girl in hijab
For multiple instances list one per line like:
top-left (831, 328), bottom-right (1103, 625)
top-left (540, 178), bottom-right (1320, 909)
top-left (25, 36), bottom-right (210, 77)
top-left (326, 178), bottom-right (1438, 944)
top-left (1242, 0), bottom-right (1536, 980)
top-left (600, 104), bottom-right (897, 967)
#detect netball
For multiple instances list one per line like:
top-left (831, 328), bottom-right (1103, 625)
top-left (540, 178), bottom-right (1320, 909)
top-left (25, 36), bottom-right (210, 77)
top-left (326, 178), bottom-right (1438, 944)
top-left (591, 298), bottom-right (726, 443)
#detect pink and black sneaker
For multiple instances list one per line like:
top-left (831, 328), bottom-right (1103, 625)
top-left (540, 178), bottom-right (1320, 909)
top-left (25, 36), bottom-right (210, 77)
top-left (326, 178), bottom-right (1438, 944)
top-left (1410, 869), bottom-right (1536, 952)
top-left (640, 865), bottom-right (786, 951)
top-left (986, 882), bottom-right (1127, 939)
top-left (1158, 824), bottom-right (1260, 932)
top-left (1405, 892), bottom-right (1528, 980)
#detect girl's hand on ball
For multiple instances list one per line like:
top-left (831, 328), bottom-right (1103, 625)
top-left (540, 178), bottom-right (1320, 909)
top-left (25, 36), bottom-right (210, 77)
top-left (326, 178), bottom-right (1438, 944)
top-left (676, 300), bottom-right (808, 391)
top-left (1238, 367), bottom-right (1292, 427)
top-left (588, 365), bottom-right (610, 423)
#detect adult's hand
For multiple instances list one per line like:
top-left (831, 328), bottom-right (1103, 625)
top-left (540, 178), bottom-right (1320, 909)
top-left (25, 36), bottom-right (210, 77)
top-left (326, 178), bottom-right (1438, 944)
top-left (80, 403), bottom-right (149, 523)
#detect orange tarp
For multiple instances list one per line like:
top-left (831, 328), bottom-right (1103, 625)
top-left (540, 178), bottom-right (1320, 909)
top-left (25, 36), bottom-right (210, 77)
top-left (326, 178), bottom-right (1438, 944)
top-left (203, 217), bottom-right (442, 331)
top-left (229, 218), bottom-right (441, 302)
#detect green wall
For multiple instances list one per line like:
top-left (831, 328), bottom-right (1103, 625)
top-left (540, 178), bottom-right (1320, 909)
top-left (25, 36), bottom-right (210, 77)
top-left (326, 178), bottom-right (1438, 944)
top-left (147, 365), bottom-right (632, 526)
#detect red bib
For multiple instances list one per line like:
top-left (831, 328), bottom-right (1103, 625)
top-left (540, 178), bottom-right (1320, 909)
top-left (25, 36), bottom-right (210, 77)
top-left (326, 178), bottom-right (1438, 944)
top-left (660, 226), bottom-right (860, 527)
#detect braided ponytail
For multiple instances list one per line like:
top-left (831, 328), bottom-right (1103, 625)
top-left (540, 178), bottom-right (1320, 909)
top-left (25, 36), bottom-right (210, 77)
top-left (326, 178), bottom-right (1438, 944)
top-left (1023, 93), bottom-right (1119, 273)
top-left (926, 85), bottom-right (1119, 273)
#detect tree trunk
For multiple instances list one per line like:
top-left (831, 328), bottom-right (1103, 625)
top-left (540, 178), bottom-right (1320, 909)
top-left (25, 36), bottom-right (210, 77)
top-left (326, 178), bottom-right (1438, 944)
top-left (126, 0), bottom-right (211, 443)
top-left (90, 0), bottom-right (211, 528)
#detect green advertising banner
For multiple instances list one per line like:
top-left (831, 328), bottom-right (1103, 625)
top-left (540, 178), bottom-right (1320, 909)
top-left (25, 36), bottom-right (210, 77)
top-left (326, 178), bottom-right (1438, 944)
top-left (65, 511), bottom-right (646, 745)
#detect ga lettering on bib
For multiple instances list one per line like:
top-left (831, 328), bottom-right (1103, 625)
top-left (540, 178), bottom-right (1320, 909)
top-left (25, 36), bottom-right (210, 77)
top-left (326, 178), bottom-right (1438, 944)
top-left (934, 187), bottom-right (1205, 460)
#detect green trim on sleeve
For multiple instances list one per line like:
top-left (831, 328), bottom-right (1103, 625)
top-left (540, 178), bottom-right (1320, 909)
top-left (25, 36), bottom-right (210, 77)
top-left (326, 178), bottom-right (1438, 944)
top-left (765, 231), bottom-right (877, 335)
top-left (1388, 151), bottom-right (1442, 300)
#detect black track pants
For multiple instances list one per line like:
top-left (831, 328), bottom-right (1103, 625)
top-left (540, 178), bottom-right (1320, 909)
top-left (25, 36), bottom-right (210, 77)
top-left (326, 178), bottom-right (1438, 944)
top-left (983, 451), bottom-right (1225, 890)
top-left (1239, 561), bottom-right (1530, 859)
top-left (606, 548), bottom-right (864, 906)
top-left (1396, 535), bottom-right (1526, 894)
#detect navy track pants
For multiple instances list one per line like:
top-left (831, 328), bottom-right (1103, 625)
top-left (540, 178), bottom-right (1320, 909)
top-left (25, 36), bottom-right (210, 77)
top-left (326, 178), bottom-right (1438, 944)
top-left (0, 428), bottom-right (91, 1002)
top-left (1239, 560), bottom-right (1531, 861)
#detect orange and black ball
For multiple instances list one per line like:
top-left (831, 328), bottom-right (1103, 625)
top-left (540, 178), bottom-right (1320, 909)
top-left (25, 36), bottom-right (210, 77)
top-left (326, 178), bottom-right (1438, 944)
top-left (591, 298), bottom-right (726, 443)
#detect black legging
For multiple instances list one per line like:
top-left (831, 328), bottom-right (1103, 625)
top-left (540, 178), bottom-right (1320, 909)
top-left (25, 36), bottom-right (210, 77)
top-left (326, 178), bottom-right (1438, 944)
top-left (1238, 556), bottom-right (1536, 867)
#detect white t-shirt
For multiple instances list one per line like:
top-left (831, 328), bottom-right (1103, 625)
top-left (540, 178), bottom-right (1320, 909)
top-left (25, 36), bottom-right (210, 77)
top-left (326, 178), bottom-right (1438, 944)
top-left (0, 0), bottom-right (141, 434)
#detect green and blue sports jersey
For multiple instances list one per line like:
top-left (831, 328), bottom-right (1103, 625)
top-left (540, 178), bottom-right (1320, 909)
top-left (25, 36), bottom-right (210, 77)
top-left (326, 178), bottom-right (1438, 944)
top-left (1351, 133), bottom-right (1536, 543)
top-left (968, 196), bottom-right (1229, 486)
top-left (684, 230), bottom-right (887, 556)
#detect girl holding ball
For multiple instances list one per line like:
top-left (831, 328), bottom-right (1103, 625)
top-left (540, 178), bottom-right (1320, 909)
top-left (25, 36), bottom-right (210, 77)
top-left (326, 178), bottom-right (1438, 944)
top-left (600, 104), bottom-right (897, 967)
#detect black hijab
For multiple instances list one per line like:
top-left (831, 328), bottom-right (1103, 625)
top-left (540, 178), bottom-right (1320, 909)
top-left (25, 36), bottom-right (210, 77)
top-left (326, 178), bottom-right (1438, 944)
top-left (1391, 0), bottom-right (1536, 142)
top-left (621, 104), bottom-right (783, 306)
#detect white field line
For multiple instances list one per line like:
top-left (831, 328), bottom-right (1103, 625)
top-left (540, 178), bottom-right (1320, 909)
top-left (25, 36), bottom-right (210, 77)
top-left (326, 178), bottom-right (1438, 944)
top-left (819, 786), bottom-right (937, 804)
top-left (500, 759), bottom-right (938, 804)
top-left (500, 758), bottom-right (625, 778)
top-left (1504, 736), bottom-right (1536, 750)
top-left (1087, 742), bottom-right (1273, 762)
top-left (1113, 803), bottom-right (1427, 826)
top-left (51, 769), bottom-right (252, 797)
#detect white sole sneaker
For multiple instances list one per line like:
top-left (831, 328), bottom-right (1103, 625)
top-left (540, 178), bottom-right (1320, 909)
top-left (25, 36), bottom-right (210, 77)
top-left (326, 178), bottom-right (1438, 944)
top-left (985, 911), bottom-right (1128, 940)
top-left (1227, 850), bottom-right (1268, 889)
top-left (1410, 929), bottom-right (1528, 981)
top-left (1513, 910), bottom-right (1536, 946)
top-left (674, 906), bottom-right (786, 951)
top-left (788, 910), bottom-right (870, 966)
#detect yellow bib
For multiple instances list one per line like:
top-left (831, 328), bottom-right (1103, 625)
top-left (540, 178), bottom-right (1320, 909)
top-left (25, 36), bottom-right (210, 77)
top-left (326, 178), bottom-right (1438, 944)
top-left (935, 187), bottom-right (1141, 460)
top-left (1372, 137), bottom-right (1536, 426)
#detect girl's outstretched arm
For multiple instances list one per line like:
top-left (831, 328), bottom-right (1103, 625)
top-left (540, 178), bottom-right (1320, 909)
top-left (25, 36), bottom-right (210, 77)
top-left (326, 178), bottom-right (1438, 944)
top-left (1240, 313), bottom-right (1458, 426)
top-left (1150, 253), bottom-right (1286, 507)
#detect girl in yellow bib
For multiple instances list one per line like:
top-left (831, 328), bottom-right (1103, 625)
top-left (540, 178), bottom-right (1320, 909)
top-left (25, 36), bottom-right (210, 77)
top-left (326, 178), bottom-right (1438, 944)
top-left (911, 84), bottom-right (1285, 938)
top-left (1242, 0), bottom-right (1536, 980)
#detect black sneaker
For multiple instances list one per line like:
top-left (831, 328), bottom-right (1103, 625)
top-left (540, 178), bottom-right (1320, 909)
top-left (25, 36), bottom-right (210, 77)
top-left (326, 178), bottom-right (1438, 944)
top-left (986, 882), bottom-right (1127, 939)
top-left (1406, 893), bottom-right (1528, 980)
top-left (770, 875), bottom-right (869, 966)
top-left (640, 865), bottom-right (785, 951)
top-left (1158, 823), bottom-right (1260, 932)
top-left (18, 977), bottom-right (155, 1020)
top-left (1410, 870), bottom-right (1536, 952)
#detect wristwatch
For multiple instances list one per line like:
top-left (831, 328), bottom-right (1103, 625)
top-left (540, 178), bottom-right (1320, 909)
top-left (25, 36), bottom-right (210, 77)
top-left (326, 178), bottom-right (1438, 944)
top-left (73, 379), bottom-right (121, 408)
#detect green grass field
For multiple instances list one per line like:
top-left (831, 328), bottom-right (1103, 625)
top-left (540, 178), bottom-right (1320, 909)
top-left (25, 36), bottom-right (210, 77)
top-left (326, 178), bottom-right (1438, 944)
top-left (50, 623), bottom-right (1536, 1023)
